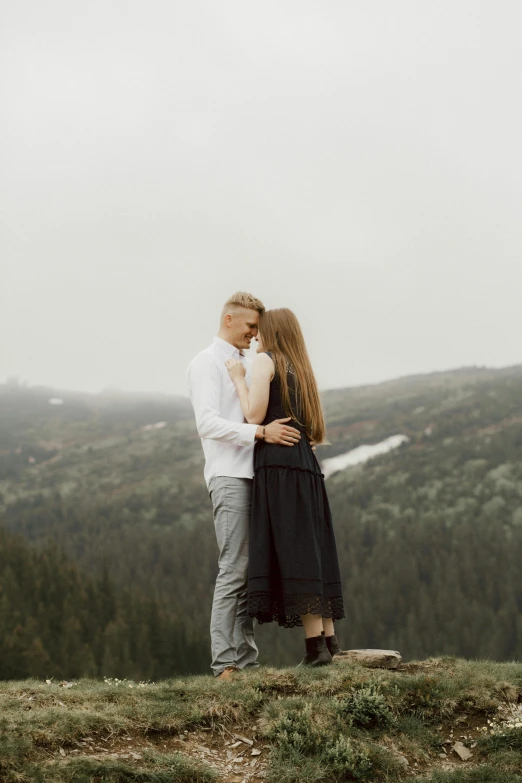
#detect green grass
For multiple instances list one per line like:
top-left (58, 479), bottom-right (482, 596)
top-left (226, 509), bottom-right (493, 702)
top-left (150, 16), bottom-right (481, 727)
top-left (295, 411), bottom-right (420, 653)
top-left (5, 754), bottom-right (217, 783)
top-left (409, 769), bottom-right (522, 783)
top-left (1, 658), bottom-right (521, 782)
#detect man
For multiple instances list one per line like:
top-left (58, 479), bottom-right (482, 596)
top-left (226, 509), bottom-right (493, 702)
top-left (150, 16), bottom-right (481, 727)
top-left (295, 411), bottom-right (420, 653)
top-left (186, 292), bottom-right (301, 679)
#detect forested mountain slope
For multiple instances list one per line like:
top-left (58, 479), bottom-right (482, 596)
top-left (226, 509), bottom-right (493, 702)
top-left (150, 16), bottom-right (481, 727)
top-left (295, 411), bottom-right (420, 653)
top-left (1, 365), bottom-right (521, 677)
top-left (0, 525), bottom-right (205, 680)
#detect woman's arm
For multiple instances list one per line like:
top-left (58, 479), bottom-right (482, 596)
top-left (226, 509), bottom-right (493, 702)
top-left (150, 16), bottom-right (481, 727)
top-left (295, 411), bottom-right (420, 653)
top-left (225, 353), bottom-right (274, 424)
top-left (187, 353), bottom-right (258, 444)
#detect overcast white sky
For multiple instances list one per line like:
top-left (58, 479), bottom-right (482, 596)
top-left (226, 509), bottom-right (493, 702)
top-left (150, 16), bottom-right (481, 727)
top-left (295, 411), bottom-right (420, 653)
top-left (1, 1), bottom-right (521, 396)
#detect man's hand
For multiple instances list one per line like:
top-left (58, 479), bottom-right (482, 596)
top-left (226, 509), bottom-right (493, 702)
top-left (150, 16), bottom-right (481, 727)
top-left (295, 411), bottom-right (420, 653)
top-left (260, 418), bottom-right (301, 446)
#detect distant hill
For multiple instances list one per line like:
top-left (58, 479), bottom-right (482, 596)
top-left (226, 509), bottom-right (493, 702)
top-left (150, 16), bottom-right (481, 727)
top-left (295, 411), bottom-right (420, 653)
top-left (0, 381), bottom-right (192, 447)
top-left (1, 364), bottom-right (522, 677)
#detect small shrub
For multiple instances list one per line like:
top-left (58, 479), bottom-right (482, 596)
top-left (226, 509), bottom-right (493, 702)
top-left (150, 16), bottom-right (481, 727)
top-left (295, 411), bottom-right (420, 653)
top-left (324, 735), bottom-right (372, 779)
top-left (394, 674), bottom-right (455, 720)
top-left (267, 703), bottom-right (326, 753)
top-left (337, 685), bottom-right (394, 729)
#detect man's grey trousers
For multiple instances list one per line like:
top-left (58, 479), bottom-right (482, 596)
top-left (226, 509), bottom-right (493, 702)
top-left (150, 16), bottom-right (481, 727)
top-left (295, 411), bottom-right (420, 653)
top-left (208, 476), bottom-right (259, 676)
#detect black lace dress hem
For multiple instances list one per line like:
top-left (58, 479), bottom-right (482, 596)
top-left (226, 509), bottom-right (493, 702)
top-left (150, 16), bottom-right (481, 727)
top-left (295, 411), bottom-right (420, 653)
top-left (248, 591), bottom-right (344, 628)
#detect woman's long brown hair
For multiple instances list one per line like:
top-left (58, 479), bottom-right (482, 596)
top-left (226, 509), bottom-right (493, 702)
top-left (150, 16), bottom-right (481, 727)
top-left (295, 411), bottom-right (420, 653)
top-left (259, 308), bottom-right (326, 444)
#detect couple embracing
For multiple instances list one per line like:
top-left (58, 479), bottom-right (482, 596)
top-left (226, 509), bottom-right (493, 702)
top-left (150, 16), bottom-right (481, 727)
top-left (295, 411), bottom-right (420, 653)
top-left (187, 292), bottom-right (344, 679)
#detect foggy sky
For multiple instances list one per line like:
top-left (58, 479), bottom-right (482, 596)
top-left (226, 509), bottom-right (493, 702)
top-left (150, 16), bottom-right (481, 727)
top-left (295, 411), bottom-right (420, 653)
top-left (1, 1), bottom-right (521, 397)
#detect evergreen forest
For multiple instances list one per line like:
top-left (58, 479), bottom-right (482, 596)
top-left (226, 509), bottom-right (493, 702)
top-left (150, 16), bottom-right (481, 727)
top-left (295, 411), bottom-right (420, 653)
top-left (1, 365), bottom-right (521, 679)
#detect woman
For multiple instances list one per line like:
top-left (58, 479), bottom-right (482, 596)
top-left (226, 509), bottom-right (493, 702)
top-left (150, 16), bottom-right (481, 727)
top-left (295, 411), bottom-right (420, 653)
top-left (225, 308), bottom-right (344, 666)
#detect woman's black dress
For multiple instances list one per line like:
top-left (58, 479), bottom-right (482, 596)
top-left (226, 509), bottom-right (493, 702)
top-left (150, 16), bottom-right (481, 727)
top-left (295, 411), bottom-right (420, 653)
top-left (247, 354), bottom-right (345, 628)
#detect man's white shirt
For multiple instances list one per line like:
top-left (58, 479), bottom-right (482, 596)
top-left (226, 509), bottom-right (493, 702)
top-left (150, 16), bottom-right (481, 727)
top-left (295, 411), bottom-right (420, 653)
top-left (186, 337), bottom-right (258, 487)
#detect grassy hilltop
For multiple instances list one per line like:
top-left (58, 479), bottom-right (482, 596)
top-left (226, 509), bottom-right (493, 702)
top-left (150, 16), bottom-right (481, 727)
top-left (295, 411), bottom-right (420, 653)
top-left (2, 658), bottom-right (522, 783)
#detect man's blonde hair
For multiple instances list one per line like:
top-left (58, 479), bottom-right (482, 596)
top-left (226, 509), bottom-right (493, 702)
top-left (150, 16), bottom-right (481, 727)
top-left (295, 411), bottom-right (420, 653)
top-left (221, 291), bottom-right (265, 319)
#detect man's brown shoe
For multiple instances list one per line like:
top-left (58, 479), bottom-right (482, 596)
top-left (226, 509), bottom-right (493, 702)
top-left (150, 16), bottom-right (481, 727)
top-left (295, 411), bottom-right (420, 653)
top-left (216, 666), bottom-right (240, 681)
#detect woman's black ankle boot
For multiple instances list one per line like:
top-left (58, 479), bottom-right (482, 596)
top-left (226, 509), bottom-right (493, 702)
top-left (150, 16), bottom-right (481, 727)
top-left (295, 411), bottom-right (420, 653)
top-left (324, 633), bottom-right (341, 656)
top-left (302, 634), bottom-right (332, 666)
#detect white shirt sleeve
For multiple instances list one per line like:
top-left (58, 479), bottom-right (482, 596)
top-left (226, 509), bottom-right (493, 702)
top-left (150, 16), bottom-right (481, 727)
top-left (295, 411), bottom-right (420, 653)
top-left (187, 353), bottom-right (258, 446)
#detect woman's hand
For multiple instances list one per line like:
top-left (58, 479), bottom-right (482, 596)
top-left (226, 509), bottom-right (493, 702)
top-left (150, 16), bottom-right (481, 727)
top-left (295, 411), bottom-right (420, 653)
top-left (225, 358), bottom-right (246, 383)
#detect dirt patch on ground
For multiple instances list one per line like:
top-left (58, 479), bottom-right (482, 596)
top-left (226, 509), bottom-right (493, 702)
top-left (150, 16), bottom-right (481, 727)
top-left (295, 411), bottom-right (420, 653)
top-left (42, 708), bottom-right (495, 781)
top-left (48, 724), bottom-right (270, 782)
